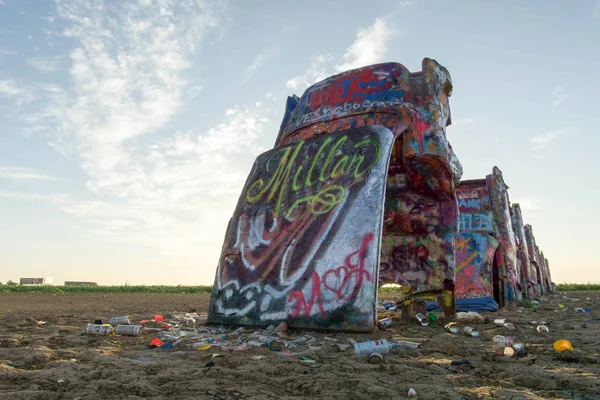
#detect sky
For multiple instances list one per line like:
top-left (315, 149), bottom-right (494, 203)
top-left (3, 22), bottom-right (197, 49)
top-left (1, 0), bottom-right (599, 286)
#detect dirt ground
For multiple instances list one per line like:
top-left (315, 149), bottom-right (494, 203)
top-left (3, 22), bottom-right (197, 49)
top-left (0, 292), bottom-right (598, 400)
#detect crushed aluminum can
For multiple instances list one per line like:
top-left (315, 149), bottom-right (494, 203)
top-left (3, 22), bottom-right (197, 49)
top-left (108, 316), bottom-right (131, 326)
top-left (85, 324), bottom-right (113, 335)
top-left (115, 325), bottom-right (143, 336)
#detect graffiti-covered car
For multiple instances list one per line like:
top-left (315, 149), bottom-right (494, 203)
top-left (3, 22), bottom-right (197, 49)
top-left (455, 167), bottom-right (519, 310)
top-left (208, 58), bottom-right (462, 331)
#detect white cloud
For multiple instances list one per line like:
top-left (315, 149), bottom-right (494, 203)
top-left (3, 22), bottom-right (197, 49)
top-left (0, 190), bottom-right (69, 203)
top-left (59, 106), bottom-right (270, 256)
top-left (552, 85), bottom-right (569, 107)
top-left (285, 17), bottom-right (395, 92)
top-left (23, 0), bottom-right (278, 263)
top-left (27, 56), bottom-right (63, 72)
top-left (0, 80), bottom-right (36, 105)
top-left (530, 128), bottom-right (572, 150)
top-left (242, 49), bottom-right (274, 83)
top-left (0, 49), bottom-right (17, 56)
top-left (334, 17), bottom-right (395, 73)
top-left (285, 53), bottom-right (335, 90)
top-left (0, 166), bottom-right (62, 182)
top-left (0, 80), bottom-right (27, 97)
top-left (43, 15), bottom-right (56, 23)
top-left (594, 0), bottom-right (600, 20)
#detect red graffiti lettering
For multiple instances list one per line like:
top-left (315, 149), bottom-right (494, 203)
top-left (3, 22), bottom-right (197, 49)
top-left (287, 272), bottom-right (326, 318)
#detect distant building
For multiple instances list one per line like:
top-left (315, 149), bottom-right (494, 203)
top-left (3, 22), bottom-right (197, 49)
top-left (64, 281), bottom-right (98, 286)
top-left (19, 277), bottom-right (53, 285)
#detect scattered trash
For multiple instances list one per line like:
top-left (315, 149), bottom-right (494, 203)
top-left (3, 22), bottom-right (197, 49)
top-left (536, 325), bottom-right (550, 336)
top-left (408, 388), bottom-right (417, 397)
top-left (493, 335), bottom-right (526, 356)
top-left (148, 338), bottom-right (164, 348)
top-left (378, 317), bottom-right (393, 328)
top-left (154, 315), bottom-right (163, 322)
top-left (354, 339), bottom-right (394, 355)
top-left (367, 352), bottom-right (384, 364)
top-left (503, 323), bottom-right (516, 330)
top-left (558, 304), bottom-right (564, 309)
top-left (299, 356), bottom-right (316, 364)
top-left (553, 339), bottom-right (573, 352)
top-left (108, 316), bottom-right (131, 326)
top-left (93, 319), bottom-right (103, 325)
top-left (427, 312), bottom-right (438, 322)
top-left (85, 324), bottom-right (113, 335)
top-left (445, 322), bottom-right (460, 334)
top-left (115, 325), bottom-right (142, 336)
top-left (503, 347), bottom-right (516, 357)
top-left (196, 344), bottom-right (212, 351)
top-left (70, 359), bottom-right (77, 363)
top-left (57, 379), bottom-right (66, 385)
top-left (251, 355), bottom-right (264, 360)
top-left (415, 313), bottom-right (429, 326)
top-left (462, 326), bottom-right (480, 337)
top-left (494, 318), bottom-right (508, 326)
top-left (575, 308), bottom-right (592, 313)
top-left (394, 340), bottom-right (420, 349)
top-left (160, 343), bottom-right (174, 349)
top-left (6, 362), bottom-right (20, 368)
top-left (203, 361), bottom-right (215, 368)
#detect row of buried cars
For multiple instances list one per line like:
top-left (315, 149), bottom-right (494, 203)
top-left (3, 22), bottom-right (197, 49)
top-left (207, 58), bottom-right (554, 331)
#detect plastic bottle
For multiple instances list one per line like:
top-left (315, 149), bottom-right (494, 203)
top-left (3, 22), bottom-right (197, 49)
top-left (353, 339), bottom-right (396, 355)
top-left (492, 335), bottom-right (516, 347)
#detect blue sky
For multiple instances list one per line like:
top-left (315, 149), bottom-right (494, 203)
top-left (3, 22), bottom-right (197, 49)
top-left (1, 0), bottom-right (598, 285)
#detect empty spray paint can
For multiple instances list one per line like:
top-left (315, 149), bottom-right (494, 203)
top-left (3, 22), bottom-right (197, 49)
top-left (115, 325), bottom-right (143, 336)
top-left (415, 313), bottom-right (429, 326)
top-left (378, 318), bottom-right (393, 328)
top-left (462, 326), bottom-right (480, 337)
top-left (85, 324), bottom-right (113, 335)
top-left (494, 319), bottom-right (508, 326)
top-left (354, 339), bottom-right (394, 355)
top-left (108, 316), bottom-right (131, 326)
top-left (446, 322), bottom-right (460, 334)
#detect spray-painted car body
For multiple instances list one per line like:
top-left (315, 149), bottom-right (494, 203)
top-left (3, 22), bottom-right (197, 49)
top-left (208, 58), bottom-right (462, 331)
top-left (510, 204), bottom-right (535, 299)
top-left (455, 167), bottom-right (519, 308)
top-left (524, 224), bottom-right (544, 297)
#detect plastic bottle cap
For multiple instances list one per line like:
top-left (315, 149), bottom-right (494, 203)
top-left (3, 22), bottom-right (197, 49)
top-left (553, 339), bottom-right (573, 352)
